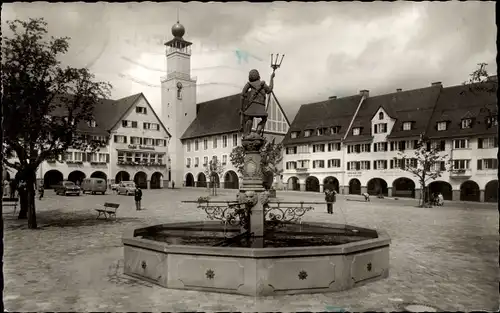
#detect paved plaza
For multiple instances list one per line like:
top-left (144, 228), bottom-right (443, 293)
top-left (3, 188), bottom-right (498, 311)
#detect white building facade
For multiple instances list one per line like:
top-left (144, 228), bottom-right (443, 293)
top-left (282, 82), bottom-right (498, 203)
top-left (4, 93), bottom-right (171, 189)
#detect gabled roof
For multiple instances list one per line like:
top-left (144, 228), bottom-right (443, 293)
top-left (425, 82), bottom-right (497, 139)
top-left (51, 93), bottom-right (171, 137)
top-left (282, 95), bottom-right (363, 145)
top-left (180, 91), bottom-right (289, 140)
top-left (344, 86), bottom-right (442, 142)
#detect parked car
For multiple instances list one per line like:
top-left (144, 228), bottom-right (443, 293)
top-left (116, 181), bottom-right (136, 195)
top-left (81, 178), bottom-right (107, 195)
top-left (110, 183), bottom-right (120, 191)
top-left (54, 181), bottom-right (81, 196)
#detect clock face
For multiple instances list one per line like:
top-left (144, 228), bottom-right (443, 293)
top-left (176, 82), bottom-right (183, 89)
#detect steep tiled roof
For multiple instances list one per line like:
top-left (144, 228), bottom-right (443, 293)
top-left (51, 93), bottom-right (170, 137)
top-left (344, 86), bottom-right (442, 142)
top-left (425, 82), bottom-right (497, 139)
top-left (180, 91), bottom-right (289, 140)
top-left (181, 94), bottom-right (241, 140)
top-left (282, 95), bottom-right (363, 145)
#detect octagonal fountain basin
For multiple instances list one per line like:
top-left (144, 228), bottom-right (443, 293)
top-left (122, 221), bottom-right (391, 296)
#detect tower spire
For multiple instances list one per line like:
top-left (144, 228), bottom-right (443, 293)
top-left (177, 7), bottom-right (179, 23)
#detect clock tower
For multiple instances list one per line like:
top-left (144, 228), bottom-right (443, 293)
top-left (161, 20), bottom-right (197, 187)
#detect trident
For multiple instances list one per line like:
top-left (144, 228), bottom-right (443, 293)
top-left (270, 53), bottom-right (285, 74)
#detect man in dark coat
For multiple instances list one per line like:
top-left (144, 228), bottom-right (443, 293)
top-left (134, 186), bottom-right (142, 211)
top-left (324, 188), bottom-right (337, 214)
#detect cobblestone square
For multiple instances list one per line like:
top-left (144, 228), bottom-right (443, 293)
top-left (3, 188), bottom-right (498, 311)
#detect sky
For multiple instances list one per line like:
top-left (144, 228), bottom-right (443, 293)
top-left (2, 2), bottom-right (496, 121)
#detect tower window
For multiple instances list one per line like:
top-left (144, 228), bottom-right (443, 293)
top-left (177, 89), bottom-right (182, 100)
top-left (379, 112), bottom-right (384, 120)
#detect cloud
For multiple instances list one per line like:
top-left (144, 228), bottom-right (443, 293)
top-left (2, 2), bottom-right (496, 120)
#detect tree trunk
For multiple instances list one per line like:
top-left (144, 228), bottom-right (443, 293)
top-left (26, 169), bottom-right (37, 229)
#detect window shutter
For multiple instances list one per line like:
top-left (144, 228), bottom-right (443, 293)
top-left (114, 135), bottom-right (118, 143)
top-left (373, 161), bottom-right (377, 170)
top-left (478, 138), bottom-right (483, 149)
top-left (87, 153), bottom-right (92, 161)
top-left (374, 126), bottom-right (378, 134)
top-left (144, 108), bottom-right (147, 114)
top-left (477, 159), bottom-right (482, 170)
top-left (384, 160), bottom-right (388, 169)
top-left (124, 136), bottom-right (127, 144)
top-left (390, 142), bottom-right (395, 151)
top-left (367, 162), bottom-right (370, 170)
top-left (356, 162), bottom-right (360, 170)
top-left (82, 153), bottom-right (87, 162)
top-left (374, 144), bottom-right (378, 152)
top-left (106, 154), bottom-right (110, 163)
top-left (347, 163), bottom-right (350, 170)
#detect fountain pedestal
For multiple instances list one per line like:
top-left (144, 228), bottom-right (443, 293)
top-left (238, 134), bottom-right (268, 243)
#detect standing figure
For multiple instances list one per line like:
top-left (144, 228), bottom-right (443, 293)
top-left (324, 188), bottom-right (337, 214)
top-left (134, 186), bottom-right (142, 211)
top-left (171, 181), bottom-right (175, 189)
top-left (240, 69), bottom-right (275, 137)
top-left (38, 185), bottom-right (44, 200)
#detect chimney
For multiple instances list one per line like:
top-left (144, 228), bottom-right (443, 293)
top-left (328, 96), bottom-right (337, 100)
top-left (359, 90), bottom-right (369, 98)
top-left (396, 88), bottom-right (402, 92)
top-left (431, 82), bottom-right (442, 87)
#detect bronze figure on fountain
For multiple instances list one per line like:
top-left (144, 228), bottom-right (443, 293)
top-left (240, 69), bottom-right (274, 138)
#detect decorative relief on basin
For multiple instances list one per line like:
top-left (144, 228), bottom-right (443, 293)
top-left (123, 246), bottom-right (167, 285)
top-left (172, 256), bottom-right (245, 290)
top-left (351, 249), bottom-right (386, 283)
top-left (266, 258), bottom-right (336, 291)
top-left (298, 270), bottom-right (308, 280)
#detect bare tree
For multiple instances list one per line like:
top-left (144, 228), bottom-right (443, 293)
top-left (395, 135), bottom-right (452, 207)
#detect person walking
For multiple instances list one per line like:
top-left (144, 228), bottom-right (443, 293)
top-left (134, 186), bottom-right (142, 211)
top-left (38, 185), bottom-right (44, 200)
top-left (171, 181), bottom-right (175, 189)
top-left (324, 188), bottom-right (337, 214)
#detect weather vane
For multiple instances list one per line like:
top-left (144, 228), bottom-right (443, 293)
top-left (270, 53), bottom-right (285, 74)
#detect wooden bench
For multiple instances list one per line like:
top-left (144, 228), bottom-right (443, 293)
top-left (2, 198), bottom-right (19, 215)
top-left (95, 202), bottom-right (120, 220)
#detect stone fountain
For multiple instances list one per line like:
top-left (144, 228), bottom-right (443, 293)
top-left (122, 61), bottom-right (391, 296)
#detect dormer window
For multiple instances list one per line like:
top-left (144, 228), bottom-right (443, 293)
top-left (353, 128), bottom-right (360, 136)
top-left (330, 126), bottom-right (340, 134)
top-left (291, 131), bottom-right (299, 139)
top-left (379, 112), bottom-right (384, 120)
top-left (437, 121), bottom-right (447, 131)
top-left (461, 119), bottom-right (472, 129)
top-left (316, 128), bottom-right (327, 136)
top-left (136, 107), bottom-right (147, 114)
top-left (304, 130), bottom-right (312, 137)
top-left (403, 122), bottom-right (412, 131)
top-left (88, 120), bottom-right (96, 128)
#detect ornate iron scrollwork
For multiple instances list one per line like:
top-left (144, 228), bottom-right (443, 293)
top-left (264, 202), bottom-right (315, 227)
top-left (198, 202), bottom-right (250, 230)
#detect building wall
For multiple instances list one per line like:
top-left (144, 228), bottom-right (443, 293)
top-left (6, 96), bottom-right (171, 189)
top-left (109, 96), bottom-right (170, 187)
top-left (282, 135), bottom-right (498, 201)
top-left (182, 131), bottom-right (286, 188)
